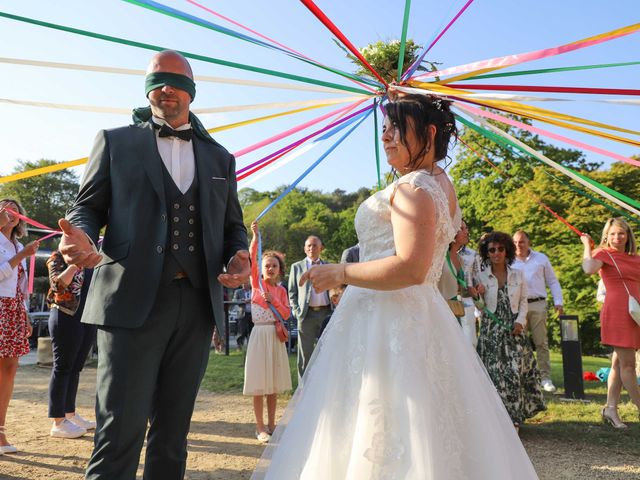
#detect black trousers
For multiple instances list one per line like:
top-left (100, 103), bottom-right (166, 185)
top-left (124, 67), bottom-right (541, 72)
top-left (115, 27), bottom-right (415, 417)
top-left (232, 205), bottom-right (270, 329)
top-left (48, 308), bottom-right (97, 418)
top-left (85, 279), bottom-right (214, 480)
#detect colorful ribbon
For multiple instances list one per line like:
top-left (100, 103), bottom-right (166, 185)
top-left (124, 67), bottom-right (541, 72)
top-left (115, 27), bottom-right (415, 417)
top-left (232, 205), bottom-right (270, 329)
top-left (255, 110), bottom-right (372, 221)
top-left (411, 22), bottom-right (640, 83)
top-left (446, 84), bottom-right (640, 97)
top-left (299, 0), bottom-right (388, 88)
top-left (402, 0), bottom-right (475, 80)
top-left (0, 11), bottom-right (372, 96)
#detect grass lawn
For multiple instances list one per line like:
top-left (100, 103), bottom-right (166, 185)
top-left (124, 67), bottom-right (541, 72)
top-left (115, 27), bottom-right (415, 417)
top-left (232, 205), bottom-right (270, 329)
top-left (202, 349), bottom-right (639, 454)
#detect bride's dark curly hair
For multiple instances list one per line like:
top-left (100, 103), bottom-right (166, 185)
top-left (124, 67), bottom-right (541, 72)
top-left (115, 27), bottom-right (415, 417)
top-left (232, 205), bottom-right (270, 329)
top-left (384, 94), bottom-right (457, 170)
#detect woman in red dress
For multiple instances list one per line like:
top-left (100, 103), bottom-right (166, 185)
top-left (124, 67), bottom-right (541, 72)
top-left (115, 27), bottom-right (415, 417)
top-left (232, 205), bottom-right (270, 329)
top-left (0, 199), bottom-right (40, 454)
top-left (581, 217), bottom-right (640, 429)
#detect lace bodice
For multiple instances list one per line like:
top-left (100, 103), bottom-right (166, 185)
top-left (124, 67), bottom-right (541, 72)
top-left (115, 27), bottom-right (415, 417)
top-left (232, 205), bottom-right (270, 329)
top-left (354, 170), bottom-right (461, 286)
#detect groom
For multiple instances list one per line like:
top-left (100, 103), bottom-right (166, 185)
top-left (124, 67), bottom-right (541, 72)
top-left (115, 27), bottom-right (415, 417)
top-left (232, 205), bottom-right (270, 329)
top-left (59, 50), bottom-right (249, 479)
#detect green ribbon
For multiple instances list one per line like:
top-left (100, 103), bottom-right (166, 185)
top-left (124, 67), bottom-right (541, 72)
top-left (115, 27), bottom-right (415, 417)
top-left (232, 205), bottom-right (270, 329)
top-left (461, 61), bottom-right (640, 82)
top-left (145, 72), bottom-right (196, 100)
top-left (455, 114), bottom-right (640, 225)
top-left (0, 11), bottom-right (373, 96)
top-left (396, 0), bottom-right (412, 82)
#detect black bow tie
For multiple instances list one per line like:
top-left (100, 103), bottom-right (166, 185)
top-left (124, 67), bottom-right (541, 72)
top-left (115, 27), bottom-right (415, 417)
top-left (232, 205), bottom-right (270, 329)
top-left (154, 122), bottom-right (193, 141)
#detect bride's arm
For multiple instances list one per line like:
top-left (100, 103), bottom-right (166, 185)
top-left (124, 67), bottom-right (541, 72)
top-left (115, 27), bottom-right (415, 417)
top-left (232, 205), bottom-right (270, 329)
top-left (301, 184), bottom-right (436, 291)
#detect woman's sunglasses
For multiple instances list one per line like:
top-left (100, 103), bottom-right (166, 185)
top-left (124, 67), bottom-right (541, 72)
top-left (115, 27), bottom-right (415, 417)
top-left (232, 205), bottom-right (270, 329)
top-left (488, 246), bottom-right (505, 254)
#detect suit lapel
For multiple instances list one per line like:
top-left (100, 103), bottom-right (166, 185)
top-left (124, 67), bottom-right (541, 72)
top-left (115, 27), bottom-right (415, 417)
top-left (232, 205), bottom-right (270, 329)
top-left (138, 122), bottom-right (166, 205)
top-left (194, 137), bottom-right (212, 221)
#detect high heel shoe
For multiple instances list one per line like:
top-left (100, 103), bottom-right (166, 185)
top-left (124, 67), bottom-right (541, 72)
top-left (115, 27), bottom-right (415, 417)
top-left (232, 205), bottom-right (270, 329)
top-left (601, 407), bottom-right (628, 429)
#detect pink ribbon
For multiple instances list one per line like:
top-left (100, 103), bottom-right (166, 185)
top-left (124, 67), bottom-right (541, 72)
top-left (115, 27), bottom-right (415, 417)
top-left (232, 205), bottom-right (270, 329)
top-left (5, 208), bottom-right (61, 293)
top-left (412, 25), bottom-right (640, 81)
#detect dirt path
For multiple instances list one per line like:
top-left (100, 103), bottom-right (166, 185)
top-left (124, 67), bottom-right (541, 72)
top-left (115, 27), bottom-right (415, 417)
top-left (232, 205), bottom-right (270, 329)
top-left (0, 365), bottom-right (638, 479)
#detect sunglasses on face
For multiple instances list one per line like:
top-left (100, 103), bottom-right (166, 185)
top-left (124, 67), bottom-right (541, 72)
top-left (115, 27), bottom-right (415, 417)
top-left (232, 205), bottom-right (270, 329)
top-left (488, 246), bottom-right (505, 254)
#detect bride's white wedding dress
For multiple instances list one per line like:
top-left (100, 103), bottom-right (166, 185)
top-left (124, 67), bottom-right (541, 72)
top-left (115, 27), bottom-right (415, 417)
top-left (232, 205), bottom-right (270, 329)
top-left (252, 171), bottom-right (538, 479)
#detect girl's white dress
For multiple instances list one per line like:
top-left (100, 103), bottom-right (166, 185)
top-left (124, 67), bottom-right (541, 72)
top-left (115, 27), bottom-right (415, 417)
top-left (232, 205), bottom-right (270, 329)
top-left (251, 171), bottom-right (539, 479)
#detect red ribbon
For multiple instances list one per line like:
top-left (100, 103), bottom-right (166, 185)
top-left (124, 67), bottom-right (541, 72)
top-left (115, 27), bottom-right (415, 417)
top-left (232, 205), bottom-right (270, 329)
top-left (299, 0), bottom-right (389, 88)
top-left (459, 141), bottom-right (590, 241)
top-left (447, 83), bottom-right (640, 96)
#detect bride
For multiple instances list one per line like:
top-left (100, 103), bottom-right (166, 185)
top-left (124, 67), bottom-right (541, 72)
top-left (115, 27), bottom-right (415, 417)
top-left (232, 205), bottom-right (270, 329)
top-left (252, 93), bottom-right (538, 479)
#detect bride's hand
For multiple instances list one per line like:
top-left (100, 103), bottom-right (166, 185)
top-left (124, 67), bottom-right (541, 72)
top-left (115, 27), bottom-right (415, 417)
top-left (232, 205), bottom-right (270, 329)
top-left (300, 264), bottom-right (345, 292)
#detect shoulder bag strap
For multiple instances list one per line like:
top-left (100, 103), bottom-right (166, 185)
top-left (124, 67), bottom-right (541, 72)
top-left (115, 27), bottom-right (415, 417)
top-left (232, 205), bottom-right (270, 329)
top-left (604, 250), bottom-right (632, 297)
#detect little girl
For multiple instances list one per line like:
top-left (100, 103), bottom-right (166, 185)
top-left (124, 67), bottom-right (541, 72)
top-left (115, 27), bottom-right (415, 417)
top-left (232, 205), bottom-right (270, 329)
top-left (244, 221), bottom-right (292, 443)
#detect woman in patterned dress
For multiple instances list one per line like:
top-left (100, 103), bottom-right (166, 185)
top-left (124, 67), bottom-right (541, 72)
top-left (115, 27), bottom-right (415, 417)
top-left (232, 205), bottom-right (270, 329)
top-left (473, 231), bottom-right (545, 431)
top-left (581, 217), bottom-right (640, 428)
top-left (0, 199), bottom-right (39, 454)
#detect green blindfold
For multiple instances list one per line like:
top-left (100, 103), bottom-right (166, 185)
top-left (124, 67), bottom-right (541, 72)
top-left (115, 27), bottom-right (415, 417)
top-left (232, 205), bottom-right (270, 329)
top-left (145, 72), bottom-right (196, 101)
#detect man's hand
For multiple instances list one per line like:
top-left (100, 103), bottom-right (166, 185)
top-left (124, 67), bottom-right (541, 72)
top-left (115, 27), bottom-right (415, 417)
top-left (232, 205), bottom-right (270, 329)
top-left (218, 250), bottom-right (250, 288)
top-left (555, 305), bottom-right (564, 315)
top-left (58, 219), bottom-right (102, 268)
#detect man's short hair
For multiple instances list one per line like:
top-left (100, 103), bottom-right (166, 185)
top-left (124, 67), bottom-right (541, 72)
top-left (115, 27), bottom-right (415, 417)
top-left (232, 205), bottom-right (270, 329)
top-left (513, 230), bottom-right (530, 240)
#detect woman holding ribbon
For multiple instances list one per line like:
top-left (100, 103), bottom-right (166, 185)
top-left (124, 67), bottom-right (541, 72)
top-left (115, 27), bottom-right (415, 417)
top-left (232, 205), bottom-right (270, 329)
top-left (0, 199), bottom-right (39, 454)
top-left (581, 217), bottom-right (640, 428)
top-left (244, 221), bottom-right (292, 444)
top-left (46, 250), bottom-right (96, 439)
top-left (473, 231), bottom-right (545, 432)
top-left (252, 94), bottom-right (538, 479)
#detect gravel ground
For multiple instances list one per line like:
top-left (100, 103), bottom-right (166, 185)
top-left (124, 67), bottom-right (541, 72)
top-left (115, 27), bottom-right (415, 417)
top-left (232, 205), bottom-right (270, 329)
top-left (0, 364), bottom-right (638, 479)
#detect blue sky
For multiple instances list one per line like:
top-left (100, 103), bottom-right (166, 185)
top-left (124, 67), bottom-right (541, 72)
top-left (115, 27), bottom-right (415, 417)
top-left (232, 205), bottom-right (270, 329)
top-left (0, 0), bottom-right (638, 193)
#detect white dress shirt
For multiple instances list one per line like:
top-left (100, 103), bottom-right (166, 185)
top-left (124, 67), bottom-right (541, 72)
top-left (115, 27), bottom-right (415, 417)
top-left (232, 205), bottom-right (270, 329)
top-left (152, 115), bottom-right (194, 193)
top-left (306, 257), bottom-right (329, 307)
top-left (512, 249), bottom-right (563, 305)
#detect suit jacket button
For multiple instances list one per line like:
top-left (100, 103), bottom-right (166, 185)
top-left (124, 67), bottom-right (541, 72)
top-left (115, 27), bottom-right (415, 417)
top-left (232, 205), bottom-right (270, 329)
top-left (174, 203), bottom-right (180, 210)
top-left (188, 205), bottom-right (195, 211)
top-left (161, 214), bottom-right (167, 222)
top-left (188, 245), bottom-right (195, 252)
top-left (173, 244), bottom-right (179, 250)
top-left (156, 245), bottom-right (163, 254)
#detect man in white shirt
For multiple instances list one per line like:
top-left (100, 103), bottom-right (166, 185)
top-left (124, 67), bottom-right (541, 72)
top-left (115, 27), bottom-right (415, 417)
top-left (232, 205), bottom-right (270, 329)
top-left (512, 230), bottom-right (563, 392)
top-left (289, 236), bottom-right (331, 379)
top-left (60, 51), bottom-right (249, 479)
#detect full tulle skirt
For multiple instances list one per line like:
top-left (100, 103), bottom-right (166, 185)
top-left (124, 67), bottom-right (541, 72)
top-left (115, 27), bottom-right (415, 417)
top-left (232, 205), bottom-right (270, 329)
top-left (252, 284), bottom-right (539, 480)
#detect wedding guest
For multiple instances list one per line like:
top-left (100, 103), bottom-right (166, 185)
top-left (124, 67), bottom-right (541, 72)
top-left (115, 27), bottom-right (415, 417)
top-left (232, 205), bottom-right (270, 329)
top-left (473, 231), bottom-right (545, 431)
top-left (439, 222), bottom-right (467, 325)
top-left (581, 217), bottom-right (640, 428)
top-left (0, 199), bottom-right (39, 454)
top-left (46, 250), bottom-right (96, 439)
top-left (244, 222), bottom-right (292, 443)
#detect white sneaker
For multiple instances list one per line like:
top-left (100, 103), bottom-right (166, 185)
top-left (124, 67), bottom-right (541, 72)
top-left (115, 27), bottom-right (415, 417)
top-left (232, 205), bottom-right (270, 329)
top-left (541, 379), bottom-right (557, 393)
top-left (67, 413), bottom-right (96, 430)
top-left (50, 419), bottom-right (87, 439)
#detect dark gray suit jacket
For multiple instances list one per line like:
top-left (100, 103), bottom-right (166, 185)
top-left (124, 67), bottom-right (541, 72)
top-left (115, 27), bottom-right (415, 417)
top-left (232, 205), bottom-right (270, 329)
top-left (67, 121), bottom-right (247, 334)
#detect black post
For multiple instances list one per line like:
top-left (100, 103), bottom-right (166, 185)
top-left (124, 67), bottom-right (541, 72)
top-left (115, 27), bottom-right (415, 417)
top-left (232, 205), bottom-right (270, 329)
top-left (560, 314), bottom-right (585, 399)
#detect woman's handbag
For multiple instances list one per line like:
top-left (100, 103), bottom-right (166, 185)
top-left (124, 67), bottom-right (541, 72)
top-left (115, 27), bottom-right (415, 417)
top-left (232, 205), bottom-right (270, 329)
top-left (266, 302), bottom-right (289, 343)
top-left (605, 251), bottom-right (640, 326)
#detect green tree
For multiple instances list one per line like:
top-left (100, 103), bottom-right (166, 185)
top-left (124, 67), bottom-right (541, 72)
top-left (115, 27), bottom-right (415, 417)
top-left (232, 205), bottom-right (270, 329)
top-left (0, 159), bottom-right (79, 241)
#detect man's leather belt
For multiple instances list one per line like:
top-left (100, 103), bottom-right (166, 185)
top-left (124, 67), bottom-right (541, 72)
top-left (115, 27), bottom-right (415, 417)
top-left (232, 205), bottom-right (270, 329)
top-left (308, 305), bottom-right (330, 312)
top-left (527, 297), bottom-right (546, 303)
top-left (174, 271), bottom-right (188, 280)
